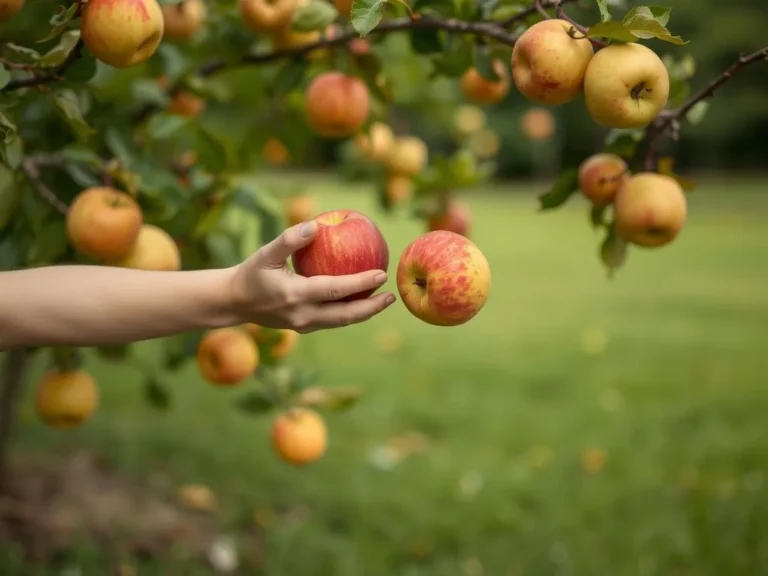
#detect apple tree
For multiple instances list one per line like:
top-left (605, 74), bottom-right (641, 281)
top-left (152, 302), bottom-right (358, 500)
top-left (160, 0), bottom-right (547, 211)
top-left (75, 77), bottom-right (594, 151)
top-left (0, 0), bottom-right (766, 488)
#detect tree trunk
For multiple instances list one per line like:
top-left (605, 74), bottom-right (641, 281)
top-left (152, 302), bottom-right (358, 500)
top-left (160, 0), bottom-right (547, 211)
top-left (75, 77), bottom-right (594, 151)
top-left (0, 349), bottom-right (30, 493)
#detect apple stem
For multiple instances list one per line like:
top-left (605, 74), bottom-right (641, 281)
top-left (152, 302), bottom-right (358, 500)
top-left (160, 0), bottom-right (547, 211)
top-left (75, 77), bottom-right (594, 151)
top-left (414, 278), bottom-right (427, 289)
top-left (630, 82), bottom-right (649, 101)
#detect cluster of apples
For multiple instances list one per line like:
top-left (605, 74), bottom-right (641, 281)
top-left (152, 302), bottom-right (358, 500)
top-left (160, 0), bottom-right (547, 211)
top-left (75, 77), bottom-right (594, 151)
top-left (578, 153), bottom-right (687, 253)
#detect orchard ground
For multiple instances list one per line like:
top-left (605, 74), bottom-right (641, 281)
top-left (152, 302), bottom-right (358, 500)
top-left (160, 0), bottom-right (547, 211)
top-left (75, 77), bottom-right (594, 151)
top-left (7, 173), bottom-right (768, 574)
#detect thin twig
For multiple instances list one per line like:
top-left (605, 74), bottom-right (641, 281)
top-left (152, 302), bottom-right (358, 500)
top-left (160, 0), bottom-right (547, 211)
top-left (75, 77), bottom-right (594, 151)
top-left (533, 0), bottom-right (551, 19)
top-left (20, 158), bottom-right (69, 215)
top-left (496, 0), bottom-right (577, 26)
top-left (1, 39), bottom-right (85, 93)
top-left (638, 46), bottom-right (768, 171)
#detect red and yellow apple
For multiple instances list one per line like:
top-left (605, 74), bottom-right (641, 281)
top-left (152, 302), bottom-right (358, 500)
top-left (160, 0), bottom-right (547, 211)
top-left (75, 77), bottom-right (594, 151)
top-left (35, 369), bottom-right (99, 429)
top-left (81, 0), bottom-right (165, 68)
top-left (304, 72), bottom-right (371, 138)
top-left (291, 210), bottom-right (389, 301)
top-left (66, 187), bottom-right (143, 262)
top-left (584, 42), bottom-right (670, 129)
top-left (577, 153), bottom-right (629, 205)
top-left (168, 91), bottom-right (205, 117)
top-left (197, 327), bottom-right (260, 386)
top-left (397, 230), bottom-right (491, 326)
top-left (271, 407), bottom-right (327, 465)
top-left (614, 172), bottom-right (687, 248)
top-left (511, 18), bottom-right (594, 105)
top-left (460, 60), bottom-right (511, 105)
top-left (162, 0), bottom-right (206, 39)
top-left (0, 0), bottom-right (24, 21)
top-left (109, 224), bottom-right (181, 271)
top-left (427, 201), bottom-right (471, 237)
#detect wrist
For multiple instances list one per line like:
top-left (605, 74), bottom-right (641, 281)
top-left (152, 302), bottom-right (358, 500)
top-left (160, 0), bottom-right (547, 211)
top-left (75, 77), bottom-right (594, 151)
top-left (193, 266), bottom-right (245, 329)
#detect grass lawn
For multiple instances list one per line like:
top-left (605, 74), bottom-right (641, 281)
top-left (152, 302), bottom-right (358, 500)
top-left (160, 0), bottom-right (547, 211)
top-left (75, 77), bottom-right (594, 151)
top-left (5, 175), bottom-right (768, 575)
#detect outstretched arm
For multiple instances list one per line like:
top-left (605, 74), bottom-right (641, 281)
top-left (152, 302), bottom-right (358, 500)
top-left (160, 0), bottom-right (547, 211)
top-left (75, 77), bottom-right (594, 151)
top-left (0, 221), bottom-right (395, 350)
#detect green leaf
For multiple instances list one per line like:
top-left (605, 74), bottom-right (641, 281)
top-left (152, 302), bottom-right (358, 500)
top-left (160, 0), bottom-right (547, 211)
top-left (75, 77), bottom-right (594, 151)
top-left (62, 52), bottom-right (98, 84)
top-left (1, 133), bottom-right (23, 170)
top-left (236, 390), bottom-right (275, 415)
top-left (538, 168), bottom-right (579, 211)
top-left (621, 6), bottom-right (687, 45)
top-left (38, 3), bottom-right (80, 43)
top-left (647, 5), bottom-right (671, 26)
top-left (586, 21), bottom-right (638, 43)
top-left (144, 378), bottom-right (172, 411)
top-left (0, 66), bottom-right (10, 90)
top-left (40, 30), bottom-right (81, 67)
top-left (51, 89), bottom-right (95, 140)
top-left (685, 101), bottom-right (709, 125)
top-left (590, 203), bottom-right (608, 229)
top-left (60, 144), bottom-right (104, 167)
top-left (146, 112), bottom-right (191, 140)
top-left (27, 220), bottom-right (68, 265)
top-left (595, 0), bottom-right (611, 22)
top-left (431, 36), bottom-right (474, 77)
top-left (274, 59), bottom-right (309, 96)
top-left (197, 127), bottom-right (230, 173)
top-left (105, 127), bottom-right (133, 167)
top-left (97, 344), bottom-right (131, 361)
top-left (0, 165), bottom-right (20, 232)
top-left (600, 224), bottom-right (628, 278)
top-left (204, 233), bottom-right (243, 268)
top-left (193, 204), bottom-right (226, 239)
top-left (292, 0), bottom-right (339, 32)
top-left (410, 29), bottom-right (443, 54)
top-left (351, 0), bottom-right (389, 37)
top-left (602, 128), bottom-right (644, 158)
top-left (473, 47), bottom-right (500, 82)
top-left (1, 44), bottom-right (40, 65)
top-left (131, 78), bottom-right (171, 108)
top-left (231, 185), bottom-right (282, 246)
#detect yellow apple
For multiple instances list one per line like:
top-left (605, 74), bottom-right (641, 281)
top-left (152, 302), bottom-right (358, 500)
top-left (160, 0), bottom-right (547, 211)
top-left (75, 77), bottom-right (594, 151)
top-left (197, 327), bottom-right (260, 386)
top-left (354, 122), bottom-right (395, 163)
top-left (614, 172), bottom-right (687, 248)
top-left (452, 105), bottom-right (486, 137)
top-left (385, 174), bottom-right (413, 204)
top-left (109, 224), bottom-right (181, 271)
top-left (386, 136), bottom-right (428, 177)
top-left (271, 408), bottom-right (327, 465)
top-left (584, 42), bottom-right (670, 129)
top-left (238, 0), bottom-right (299, 33)
top-left (511, 18), bottom-right (594, 105)
top-left (577, 153), bottom-right (629, 205)
top-left (162, 0), bottom-right (206, 39)
top-left (35, 369), bottom-right (99, 429)
top-left (81, 0), bottom-right (165, 68)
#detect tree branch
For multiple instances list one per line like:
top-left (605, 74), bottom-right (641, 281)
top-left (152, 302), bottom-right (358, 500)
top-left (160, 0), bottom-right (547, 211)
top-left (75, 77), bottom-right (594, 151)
top-left (20, 158), bottom-right (70, 215)
top-left (1, 39), bottom-right (85, 94)
top-left (639, 46), bottom-right (768, 171)
top-left (496, 0), bottom-right (577, 26)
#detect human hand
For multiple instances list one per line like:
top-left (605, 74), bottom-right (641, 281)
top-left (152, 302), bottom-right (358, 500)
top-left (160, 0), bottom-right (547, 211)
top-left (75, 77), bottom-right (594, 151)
top-left (228, 220), bottom-right (396, 333)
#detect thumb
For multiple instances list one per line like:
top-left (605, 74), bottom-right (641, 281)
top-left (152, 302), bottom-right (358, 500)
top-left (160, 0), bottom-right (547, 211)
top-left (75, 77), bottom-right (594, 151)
top-left (258, 220), bottom-right (318, 268)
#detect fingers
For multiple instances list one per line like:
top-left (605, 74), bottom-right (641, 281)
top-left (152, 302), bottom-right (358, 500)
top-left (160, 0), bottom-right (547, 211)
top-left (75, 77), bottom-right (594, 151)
top-left (305, 292), bottom-right (397, 331)
top-left (300, 270), bottom-right (388, 302)
top-left (258, 220), bottom-right (318, 268)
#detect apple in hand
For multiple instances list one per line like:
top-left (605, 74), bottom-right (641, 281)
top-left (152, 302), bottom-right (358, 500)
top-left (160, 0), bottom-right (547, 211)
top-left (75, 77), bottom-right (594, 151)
top-left (304, 72), bottom-right (371, 138)
top-left (428, 201), bottom-right (471, 237)
top-left (162, 0), bottom-right (206, 40)
top-left (271, 408), bottom-right (327, 465)
top-left (614, 172), bottom-right (687, 248)
top-left (291, 210), bottom-right (389, 302)
top-left (81, 0), bottom-right (165, 68)
top-left (0, 0), bottom-right (24, 21)
top-left (584, 42), bottom-right (670, 129)
top-left (511, 18), bottom-right (594, 105)
top-left (109, 224), bottom-right (181, 271)
top-left (460, 60), bottom-right (511, 105)
top-left (66, 187), bottom-right (143, 262)
top-left (397, 231), bottom-right (491, 326)
top-left (578, 153), bottom-right (629, 205)
top-left (197, 327), bottom-right (260, 386)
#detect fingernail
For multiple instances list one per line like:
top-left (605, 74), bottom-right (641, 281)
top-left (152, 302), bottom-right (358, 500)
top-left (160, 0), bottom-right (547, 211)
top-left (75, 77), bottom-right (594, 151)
top-left (299, 221), bottom-right (317, 238)
top-left (385, 294), bottom-right (396, 305)
top-left (375, 273), bottom-right (387, 285)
